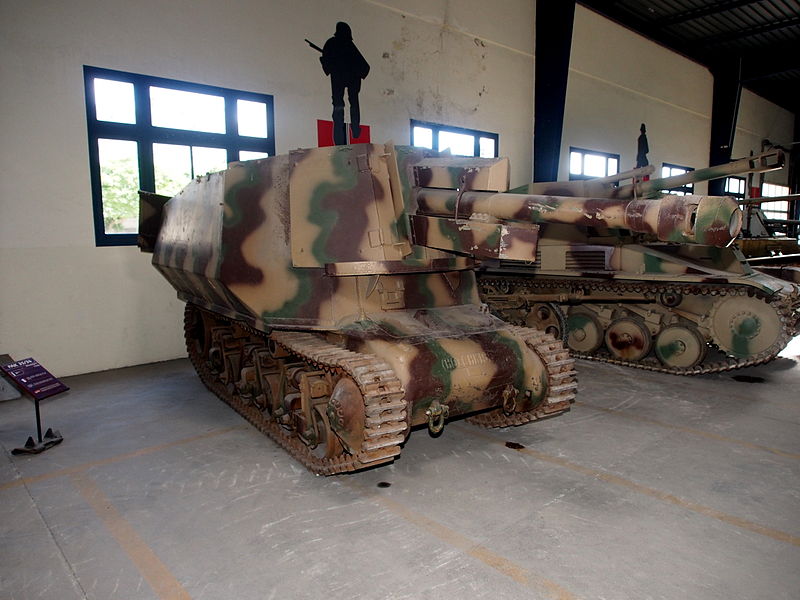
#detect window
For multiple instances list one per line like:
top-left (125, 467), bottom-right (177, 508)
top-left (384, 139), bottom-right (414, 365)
top-left (760, 183), bottom-right (791, 222)
top-left (568, 148), bottom-right (619, 180)
top-left (410, 120), bottom-right (498, 158)
top-left (84, 66), bottom-right (275, 246)
top-left (660, 163), bottom-right (694, 196)
top-left (724, 176), bottom-right (746, 201)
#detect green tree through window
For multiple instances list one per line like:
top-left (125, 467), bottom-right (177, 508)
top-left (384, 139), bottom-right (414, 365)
top-left (84, 66), bottom-right (275, 246)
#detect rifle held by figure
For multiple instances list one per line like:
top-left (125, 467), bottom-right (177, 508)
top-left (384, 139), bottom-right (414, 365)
top-left (305, 38), bottom-right (323, 53)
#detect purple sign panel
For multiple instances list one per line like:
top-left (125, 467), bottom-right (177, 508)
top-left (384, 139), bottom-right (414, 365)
top-left (0, 358), bottom-right (69, 400)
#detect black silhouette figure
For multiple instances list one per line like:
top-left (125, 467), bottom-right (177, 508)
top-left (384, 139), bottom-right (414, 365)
top-left (636, 123), bottom-right (649, 168)
top-left (320, 22), bottom-right (370, 145)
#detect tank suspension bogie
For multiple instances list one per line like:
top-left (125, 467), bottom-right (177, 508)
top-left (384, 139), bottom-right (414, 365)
top-left (184, 304), bottom-right (410, 475)
top-left (184, 301), bottom-right (579, 473)
top-left (478, 275), bottom-right (798, 375)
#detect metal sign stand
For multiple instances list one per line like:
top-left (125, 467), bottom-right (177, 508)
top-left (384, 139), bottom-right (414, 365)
top-left (0, 357), bottom-right (66, 455)
top-left (12, 401), bottom-right (63, 455)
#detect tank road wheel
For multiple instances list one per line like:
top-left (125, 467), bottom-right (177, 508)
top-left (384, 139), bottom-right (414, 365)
top-left (655, 325), bottom-right (707, 369)
top-left (525, 302), bottom-right (567, 341)
top-left (604, 317), bottom-right (652, 362)
top-left (565, 310), bottom-right (603, 353)
top-left (709, 296), bottom-right (784, 358)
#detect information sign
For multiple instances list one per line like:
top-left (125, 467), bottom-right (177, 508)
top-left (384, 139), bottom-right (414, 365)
top-left (0, 357), bottom-right (69, 400)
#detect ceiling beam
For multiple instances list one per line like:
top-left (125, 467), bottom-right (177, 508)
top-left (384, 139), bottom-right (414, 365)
top-left (699, 14), bottom-right (800, 48)
top-left (659, 0), bottom-right (761, 26)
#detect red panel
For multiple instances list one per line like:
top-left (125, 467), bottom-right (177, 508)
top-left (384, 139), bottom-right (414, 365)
top-left (317, 120), bottom-right (335, 147)
top-left (349, 124), bottom-right (371, 144)
top-left (317, 120), bottom-right (371, 146)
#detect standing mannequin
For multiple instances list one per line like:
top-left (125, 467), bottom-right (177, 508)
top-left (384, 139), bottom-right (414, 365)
top-left (320, 22), bottom-right (370, 145)
top-left (636, 123), bottom-right (650, 168)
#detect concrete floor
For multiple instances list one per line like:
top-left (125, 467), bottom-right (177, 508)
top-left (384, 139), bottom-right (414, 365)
top-left (1, 339), bottom-right (799, 600)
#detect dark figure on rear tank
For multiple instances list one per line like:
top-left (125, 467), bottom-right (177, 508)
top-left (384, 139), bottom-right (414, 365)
top-left (320, 22), bottom-right (370, 145)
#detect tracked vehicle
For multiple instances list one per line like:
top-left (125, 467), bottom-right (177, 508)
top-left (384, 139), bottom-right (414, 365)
top-left (468, 151), bottom-right (800, 374)
top-left (140, 144), bottom-right (578, 474)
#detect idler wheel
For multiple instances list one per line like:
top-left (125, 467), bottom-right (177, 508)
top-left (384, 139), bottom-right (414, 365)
top-left (566, 310), bottom-right (603, 353)
top-left (655, 325), bottom-right (707, 368)
top-left (604, 317), bottom-right (652, 361)
top-left (525, 302), bottom-right (567, 341)
top-left (496, 280), bottom-right (513, 294)
top-left (309, 405), bottom-right (344, 460)
top-left (710, 296), bottom-right (782, 358)
top-left (659, 292), bottom-right (683, 307)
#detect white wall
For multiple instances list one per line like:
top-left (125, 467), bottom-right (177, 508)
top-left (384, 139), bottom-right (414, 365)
top-left (563, 5), bottom-right (795, 191)
top-left (735, 90), bottom-right (794, 186)
top-left (563, 5), bottom-right (714, 189)
top-left (0, 0), bottom-right (535, 376)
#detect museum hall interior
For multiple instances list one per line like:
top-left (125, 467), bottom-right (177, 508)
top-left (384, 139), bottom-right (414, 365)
top-left (1, 1), bottom-right (799, 598)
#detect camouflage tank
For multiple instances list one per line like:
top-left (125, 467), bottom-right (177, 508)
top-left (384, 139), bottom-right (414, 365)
top-left (456, 150), bottom-right (800, 374)
top-left (139, 144), bottom-right (577, 475)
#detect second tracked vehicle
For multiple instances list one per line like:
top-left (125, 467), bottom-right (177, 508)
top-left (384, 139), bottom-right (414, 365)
top-left (465, 151), bottom-right (800, 374)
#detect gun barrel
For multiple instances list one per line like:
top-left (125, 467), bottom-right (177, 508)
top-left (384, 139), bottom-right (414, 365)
top-left (739, 194), bottom-right (800, 205)
top-left (415, 189), bottom-right (743, 247)
top-left (616, 149), bottom-right (785, 198)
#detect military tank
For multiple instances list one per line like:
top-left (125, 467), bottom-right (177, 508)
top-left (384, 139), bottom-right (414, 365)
top-left (139, 144), bottom-right (578, 474)
top-left (460, 151), bottom-right (800, 374)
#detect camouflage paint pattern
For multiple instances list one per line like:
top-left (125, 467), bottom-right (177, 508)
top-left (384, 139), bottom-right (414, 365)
top-left (415, 188), bottom-right (743, 247)
top-left (143, 143), bottom-right (570, 429)
top-left (413, 156), bottom-right (510, 192)
top-left (471, 150), bottom-right (799, 372)
top-left (409, 214), bottom-right (541, 260)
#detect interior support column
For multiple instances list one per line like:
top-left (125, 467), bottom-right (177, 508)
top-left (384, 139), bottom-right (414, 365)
top-left (533, 0), bottom-right (576, 183)
top-left (708, 61), bottom-right (743, 196)
top-left (789, 112), bottom-right (799, 238)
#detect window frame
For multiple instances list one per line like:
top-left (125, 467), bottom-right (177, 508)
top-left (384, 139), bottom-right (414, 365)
top-left (568, 147), bottom-right (620, 180)
top-left (724, 176), bottom-right (746, 201)
top-left (760, 182), bottom-right (791, 223)
top-left (410, 119), bottom-right (499, 158)
top-left (660, 163), bottom-right (695, 196)
top-left (84, 65), bottom-right (275, 246)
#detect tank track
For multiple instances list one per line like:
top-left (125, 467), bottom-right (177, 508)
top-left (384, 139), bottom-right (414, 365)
top-left (185, 305), bottom-right (408, 475)
top-left (467, 326), bottom-right (577, 427)
top-left (478, 275), bottom-right (800, 376)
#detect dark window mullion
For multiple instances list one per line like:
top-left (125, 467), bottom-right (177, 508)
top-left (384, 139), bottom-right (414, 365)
top-left (88, 136), bottom-right (107, 246)
top-left (134, 82), bottom-right (155, 193)
top-left (224, 92), bottom-right (239, 163)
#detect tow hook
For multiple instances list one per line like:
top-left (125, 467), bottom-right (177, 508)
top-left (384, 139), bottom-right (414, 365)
top-left (502, 385), bottom-right (518, 415)
top-left (425, 400), bottom-right (449, 434)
